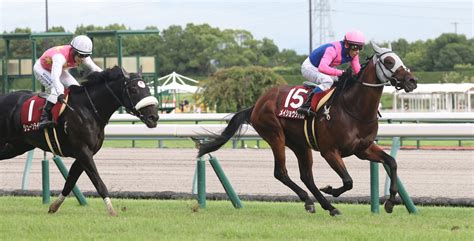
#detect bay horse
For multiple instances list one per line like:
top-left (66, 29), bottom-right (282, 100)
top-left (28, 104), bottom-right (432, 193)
top-left (198, 42), bottom-right (417, 216)
top-left (0, 66), bottom-right (159, 216)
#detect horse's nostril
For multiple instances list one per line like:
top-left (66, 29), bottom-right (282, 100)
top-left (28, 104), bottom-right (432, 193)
top-left (149, 115), bottom-right (158, 122)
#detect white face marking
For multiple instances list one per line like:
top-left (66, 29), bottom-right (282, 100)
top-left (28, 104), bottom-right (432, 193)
top-left (137, 80), bottom-right (146, 88)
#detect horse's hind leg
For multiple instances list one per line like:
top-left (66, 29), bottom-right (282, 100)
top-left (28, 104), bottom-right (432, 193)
top-left (266, 135), bottom-right (315, 213)
top-left (319, 151), bottom-right (354, 198)
top-left (289, 145), bottom-right (340, 216)
top-left (0, 141), bottom-right (34, 160)
top-left (356, 144), bottom-right (398, 213)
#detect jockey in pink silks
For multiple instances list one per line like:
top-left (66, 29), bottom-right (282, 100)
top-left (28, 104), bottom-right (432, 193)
top-left (297, 30), bottom-right (366, 116)
top-left (33, 35), bottom-right (103, 129)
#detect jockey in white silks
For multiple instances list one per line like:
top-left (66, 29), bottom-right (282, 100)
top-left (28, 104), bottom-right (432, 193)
top-left (33, 35), bottom-right (103, 128)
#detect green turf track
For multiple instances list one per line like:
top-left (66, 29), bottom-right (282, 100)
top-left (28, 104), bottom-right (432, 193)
top-left (0, 196), bottom-right (472, 240)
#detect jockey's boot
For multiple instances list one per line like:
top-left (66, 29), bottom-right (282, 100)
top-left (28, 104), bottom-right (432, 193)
top-left (38, 101), bottom-right (56, 129)
top-left (297, 87), bottom-right (322, 116)
top-left (297, 93), bottom-right (315, 116)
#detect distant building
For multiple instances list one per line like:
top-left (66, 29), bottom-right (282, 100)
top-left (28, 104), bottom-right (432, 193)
top-left (383, 83), bottom-right (474, 112)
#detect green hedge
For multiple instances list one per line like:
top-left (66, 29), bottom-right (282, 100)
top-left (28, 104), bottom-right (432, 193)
top-left (412, 70), bottom-right (474, 83)
top-left (3, 70), bottom-right (473, 93)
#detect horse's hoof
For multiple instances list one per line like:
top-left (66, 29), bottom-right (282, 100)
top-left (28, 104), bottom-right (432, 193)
top-left (108, 209), bottom-right (118, 217)
top-left (320, 185), bottom-right (333, 194)
top-left (329, 209), bottom-right (341, 216)
top-left (384, 200), bottom-right (394, 213)
top-left (48, 203), bottom-right (60, 214)
top-left (305, 204), bottom-right (315, 213)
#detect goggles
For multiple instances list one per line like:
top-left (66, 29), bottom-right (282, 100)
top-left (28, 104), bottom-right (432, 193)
top-left (75, 51), bottom-right (91, 58)
top-left (348, 44), bottom-right (363, 51)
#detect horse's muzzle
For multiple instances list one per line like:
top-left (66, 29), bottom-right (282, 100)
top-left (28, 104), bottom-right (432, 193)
top-left (145, 114), bottom-right (159, 128)
top-left (404, 77), bottom-right (418, 93)
top-left (138, 104), bottom-right (159, 128)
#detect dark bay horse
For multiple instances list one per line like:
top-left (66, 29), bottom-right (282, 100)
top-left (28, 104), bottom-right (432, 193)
top-left (198, 42), bottom-right (417, 216)
top-left (0, 66), bottom-right (159, 216)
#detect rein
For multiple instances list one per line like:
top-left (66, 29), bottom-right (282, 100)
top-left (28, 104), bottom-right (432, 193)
top-left (84, 85), bottom-right (106, 125)
top-left (83, 76), bottom-right (148, 125)
top-left (103, 76), bottom-right (148, 122)
top-left (358, 55), bottom-right (389, 88)
top-left (339, 58), bottom-right (380, 123)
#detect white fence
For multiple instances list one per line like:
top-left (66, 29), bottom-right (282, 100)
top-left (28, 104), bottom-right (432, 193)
top-left (105, 113), bottom-right (474, 145)
top-left (110, 112), bottom-right (474, 123)
top-left (104, 123), bottom-right (474, 139)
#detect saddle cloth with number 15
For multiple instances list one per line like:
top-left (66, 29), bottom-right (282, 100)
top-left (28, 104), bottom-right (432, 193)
top-left (277, 86), bottom-right (334, 120)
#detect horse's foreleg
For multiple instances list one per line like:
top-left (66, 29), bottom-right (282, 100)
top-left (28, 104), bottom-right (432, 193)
top-left (290, 146), bottom-right (340, 216)
top-left (356, 144), bottom-right (398, 213)
top-left (268, 137), bottom-right (315, 213)
top-left (319, 151), bottom-right (353, 198)
top-left (49, 160), bottom-right (83, 214)
top-left (76, 149), bottom-right (117, 216)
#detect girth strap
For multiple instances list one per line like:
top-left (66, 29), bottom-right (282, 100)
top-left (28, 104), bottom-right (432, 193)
top-left (44, 127), bottom-right (64, 156)
top-left (303, 116), bottom-right (319, 150)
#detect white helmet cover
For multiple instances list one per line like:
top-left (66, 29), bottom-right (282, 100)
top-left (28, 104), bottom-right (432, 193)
top-left (70, 35), bottom-right (93, 55)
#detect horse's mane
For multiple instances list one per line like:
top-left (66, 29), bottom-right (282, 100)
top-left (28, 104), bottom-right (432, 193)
top-left (329, 56), bottom-right (372, 103)
top-left (69, 66), bottom-right (123, 93)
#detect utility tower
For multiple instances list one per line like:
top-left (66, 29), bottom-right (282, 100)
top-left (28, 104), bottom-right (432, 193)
top-left (309, 0), bottom-right (334, 54)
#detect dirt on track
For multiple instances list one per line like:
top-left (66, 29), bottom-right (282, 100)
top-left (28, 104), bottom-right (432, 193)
top-left (0, 148), bottom-right (473, 200)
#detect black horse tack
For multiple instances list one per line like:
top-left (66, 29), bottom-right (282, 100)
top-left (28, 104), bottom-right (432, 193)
top-left (0, 66), bottom-right (159, 216)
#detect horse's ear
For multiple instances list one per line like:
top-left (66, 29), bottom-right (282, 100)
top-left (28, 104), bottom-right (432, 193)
top-left (371, 41), bottom-right (384, 54)
top-left (120, 66), bottom-right (130, 79)
top-left (138, 65), bottom-right (143, 77)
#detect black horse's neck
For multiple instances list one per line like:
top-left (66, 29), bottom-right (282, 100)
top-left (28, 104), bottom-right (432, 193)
top-left (79, 77), bottom-right (124, 127)
top-left (340, 59), bottom-right (383, 123)
top-left (89, 81), bottom-right (124, 126)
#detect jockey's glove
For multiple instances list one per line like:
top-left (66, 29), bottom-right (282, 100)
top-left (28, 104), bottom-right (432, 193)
top-left (340, 68), bottom-right (353, 80)
top-left (57, 94), bottom-right (65, 104)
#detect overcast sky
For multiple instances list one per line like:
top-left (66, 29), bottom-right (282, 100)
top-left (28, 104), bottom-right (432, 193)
top-left (0, 0), bottom-right (472, 54)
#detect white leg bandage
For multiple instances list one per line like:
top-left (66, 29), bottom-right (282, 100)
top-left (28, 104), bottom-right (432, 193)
top-left (57, 194), bottom-right (66, 203)
top-left (104, 197), bottom-right (113, 210)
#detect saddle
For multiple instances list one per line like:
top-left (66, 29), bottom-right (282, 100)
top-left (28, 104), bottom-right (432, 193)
top-left (277, 85), bottom-right (335, 120)
top-left (20, 89), bottom-right (70, 132)
top-left (303, 82), bottom-right (335, 114)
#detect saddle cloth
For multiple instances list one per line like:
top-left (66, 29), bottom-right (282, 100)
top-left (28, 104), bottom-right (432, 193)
top-left (277, 85), bottom-right (335, 120)
top-left (20, 89), bottom-right (70, 132)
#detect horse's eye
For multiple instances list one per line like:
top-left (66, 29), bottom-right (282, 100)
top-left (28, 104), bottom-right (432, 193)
top-left (384, 56), bottom-right (395, 69)
top-left (129, 87), bottom-right (138, 94)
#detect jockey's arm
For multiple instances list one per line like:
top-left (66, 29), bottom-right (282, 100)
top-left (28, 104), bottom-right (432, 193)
top-left (50, 54), bottom-right (67, 94)
top-left (318, 48), bottom-right (344, 76)
top-left (83, 56), bottom-right (103, 72)
top-left (351, 55), bottom-right (361, 75)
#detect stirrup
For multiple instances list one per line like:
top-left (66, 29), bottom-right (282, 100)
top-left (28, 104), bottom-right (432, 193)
top-left (39, 121), bottom-right (56, 129)
top-left (38, 116), bottom-right (56, 129)
top-left (303, 81), bottom-right (318, 88)
top-left (297, 107), bottom-right (312, 116)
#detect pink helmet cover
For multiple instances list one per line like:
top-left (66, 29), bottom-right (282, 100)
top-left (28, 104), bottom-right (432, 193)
top-left (344, 30), bottom-right (365, 45)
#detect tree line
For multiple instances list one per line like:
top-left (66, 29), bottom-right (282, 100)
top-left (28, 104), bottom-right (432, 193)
top-left (2, 24), bottom-right (473, 76)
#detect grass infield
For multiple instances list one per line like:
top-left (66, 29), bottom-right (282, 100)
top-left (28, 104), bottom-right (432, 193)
top-left (0, 196), bottom-right (472, 240)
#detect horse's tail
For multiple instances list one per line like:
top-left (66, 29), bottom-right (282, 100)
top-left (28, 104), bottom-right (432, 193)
top-left (198, 106), bottom-right (254, 157)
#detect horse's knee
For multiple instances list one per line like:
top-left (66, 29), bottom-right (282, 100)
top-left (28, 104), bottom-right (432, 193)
top-left (343, 179), bottom-right (353, 190)
top-left (384, 154), bottom-right (398, 170)
top-left (299, 173), bottom-right (312, 185)
top-left (274, 170), bottom-right (286, 181)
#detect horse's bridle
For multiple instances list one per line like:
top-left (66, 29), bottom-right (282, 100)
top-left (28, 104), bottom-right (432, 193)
top-left (358, 53), bottom-right (407, 90)
top-left (84, 76), bottom-right (156, 125)
top-left (104, 76), bottom-right (154, 122)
